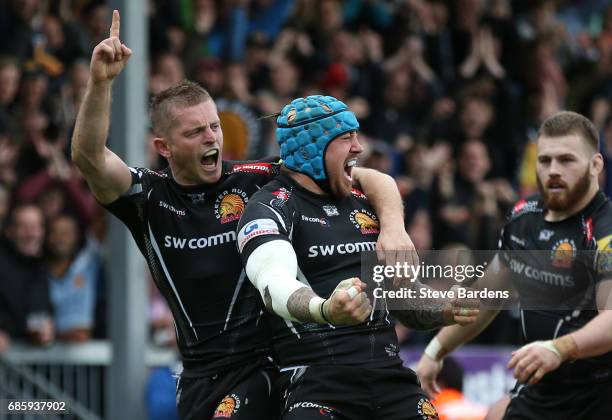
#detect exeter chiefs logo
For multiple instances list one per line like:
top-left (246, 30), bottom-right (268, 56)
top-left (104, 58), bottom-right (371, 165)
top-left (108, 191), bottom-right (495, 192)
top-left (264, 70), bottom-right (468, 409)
top-left (214, 189), bottom-right (248, 224)
top-left (213, 394), bottom-right (240, 418)
top-left (350, 209), bottom-right (379, 234)
top-left (417, 397), bottom-right (439, 419)
top-left (551, 239), bottom-right (576, 268)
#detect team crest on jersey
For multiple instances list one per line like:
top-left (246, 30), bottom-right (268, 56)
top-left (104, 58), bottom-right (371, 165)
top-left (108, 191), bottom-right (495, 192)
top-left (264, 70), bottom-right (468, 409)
top-left (350, 209), bottom-right (379, 234)
top-left (551, 239), bottom-right (576, 268)
top-left (417, 397), bottom-right (439, 419)
top-left (214, 189), bottom-right (248, 224)
top-left (213, 394), bottom-right (240, 418)
top-left (231, 162), bottom-right (273, 175)
top-left (271, 187), bottom-right (291, 208)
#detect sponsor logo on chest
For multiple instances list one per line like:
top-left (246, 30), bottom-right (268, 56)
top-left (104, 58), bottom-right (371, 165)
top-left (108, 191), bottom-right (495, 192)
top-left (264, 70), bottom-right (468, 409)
top-left (300, 214), bottom-right (330, 227)
top-left (158, 200), bottom-right (186, 217)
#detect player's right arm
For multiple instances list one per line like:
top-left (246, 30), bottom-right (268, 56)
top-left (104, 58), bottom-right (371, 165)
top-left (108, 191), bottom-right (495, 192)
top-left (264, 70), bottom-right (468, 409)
top-left (71, 10), bottom-right (133, 204)
top-left (244, 240), bottom-right (371, 325)
top-left (237, 188), bottom-right (372, 326)
top-left (415, 255), bottom-right (509, 396)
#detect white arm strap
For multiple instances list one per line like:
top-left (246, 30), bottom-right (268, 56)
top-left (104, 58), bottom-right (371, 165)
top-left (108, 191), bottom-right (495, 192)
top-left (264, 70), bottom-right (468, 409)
top-left (245, 239), bottom-right (323, 322)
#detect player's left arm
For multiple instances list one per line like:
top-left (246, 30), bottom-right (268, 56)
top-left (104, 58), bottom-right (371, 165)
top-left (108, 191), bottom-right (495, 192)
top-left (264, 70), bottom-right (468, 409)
top-left (508, 278), bottom-right (612, 385)
top-left (351, 167), bottom-right (418, 265)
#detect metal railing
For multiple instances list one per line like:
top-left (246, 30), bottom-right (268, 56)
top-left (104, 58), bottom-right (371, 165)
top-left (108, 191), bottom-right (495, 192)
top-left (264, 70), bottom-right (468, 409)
top-left (0, 341), bottom-right (178, 420)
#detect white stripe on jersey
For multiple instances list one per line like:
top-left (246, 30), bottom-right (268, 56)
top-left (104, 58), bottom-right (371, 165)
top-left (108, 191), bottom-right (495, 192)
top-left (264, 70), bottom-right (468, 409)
top-left (224, 269), bottom-right (246, 331)
top-left (258, 202), bottom-right (287, 231)
top-left (148, 221), bottom-right (199, 339)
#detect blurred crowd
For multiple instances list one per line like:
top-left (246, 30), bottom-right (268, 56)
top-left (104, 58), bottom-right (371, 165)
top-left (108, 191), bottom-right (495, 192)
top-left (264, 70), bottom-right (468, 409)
top-left (0, 0), bottom-right (611, 352)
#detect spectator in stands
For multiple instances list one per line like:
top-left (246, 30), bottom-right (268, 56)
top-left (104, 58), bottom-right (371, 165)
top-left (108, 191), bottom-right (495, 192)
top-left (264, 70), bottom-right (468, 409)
top-left (0, 56), bottom-right (20, 118)
top-left (0, 203), bottom-right (54, 350)
top-left (432, 139), bottom-right (501, 249)
top-left (46, 213), bottom-right (100, 342)
top-left (16, 129), bottom-right (96, 227)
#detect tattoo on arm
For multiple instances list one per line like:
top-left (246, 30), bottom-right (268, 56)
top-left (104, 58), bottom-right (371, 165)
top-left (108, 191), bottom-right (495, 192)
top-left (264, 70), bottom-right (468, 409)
top-left (390, 279), bottom-right (450, 330)
top-left (286, 286), bottom-right (318, 322)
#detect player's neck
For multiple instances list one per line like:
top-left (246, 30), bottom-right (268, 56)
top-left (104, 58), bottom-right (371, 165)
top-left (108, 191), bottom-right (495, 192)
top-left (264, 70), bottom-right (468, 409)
top-left (286, 169), bottom-right (326, 195)
top-left (544, 183), bottom-right (599, 222)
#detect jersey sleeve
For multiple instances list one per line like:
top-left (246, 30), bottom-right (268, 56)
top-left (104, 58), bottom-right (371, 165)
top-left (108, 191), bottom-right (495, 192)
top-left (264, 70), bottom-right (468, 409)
top-left (102, 167), bottom-right (160, 252)
top-left (237, 186), bottom-right (294, 264)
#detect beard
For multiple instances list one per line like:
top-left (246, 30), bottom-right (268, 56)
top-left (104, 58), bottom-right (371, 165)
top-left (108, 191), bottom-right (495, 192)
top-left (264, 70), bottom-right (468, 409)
top-left (537, 166), bottom-right (592, 212)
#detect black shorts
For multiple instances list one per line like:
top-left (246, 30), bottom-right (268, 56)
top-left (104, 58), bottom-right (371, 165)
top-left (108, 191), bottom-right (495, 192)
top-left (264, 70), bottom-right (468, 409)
top-left (503, 379), bottom-right (612, 420)
top-left (177, 362), bottom-right (278, 420)
top-left (277, 365), bottom-right (438, 420)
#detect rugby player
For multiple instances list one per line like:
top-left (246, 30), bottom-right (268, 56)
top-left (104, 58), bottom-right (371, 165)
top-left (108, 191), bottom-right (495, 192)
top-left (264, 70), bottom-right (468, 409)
top-left (416, 111), bottom-right (612, 419)
top-left (71, 11), bottom-right (415, 420)
top-left (237, 95), bottom-right (479, 419)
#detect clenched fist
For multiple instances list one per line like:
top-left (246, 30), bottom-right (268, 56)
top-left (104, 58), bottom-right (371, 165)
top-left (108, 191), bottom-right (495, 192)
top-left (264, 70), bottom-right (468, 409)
top-left (322, 278), bottom-right (372, 326)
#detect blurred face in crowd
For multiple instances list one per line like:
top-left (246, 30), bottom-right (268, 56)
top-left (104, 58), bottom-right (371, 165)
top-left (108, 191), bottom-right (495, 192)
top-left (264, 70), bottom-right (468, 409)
top-left (20, 74), bottom-right (48, 110)
top-left (69, 60), bottom-right (90, 104)
top-left (47, 215), bottom-right (80, 259)
top-left (87, 4), bottom-right (110, 43)
top-left (42, 15), bottom-right (65, 50)
top-left (384, 70), bottom-right (410, 108)
top-left (460, 98), bottom-right (493, 139)
top-left (156, 100), bottom-right (224, 185)
top-left (193, 60), bottom-right (224, 96)
top-left (39, 187), bottom-right (66, 221)
top-left (320, 0), bottom-right (343, 33)
top-left (10, 0), bottom-right (39, 21)
top-left (325, 131), bottom-right (363, 198)
top-left (536, 134), bottom-right (602, 212)
top-left (156, 53), bottom-right (185, 85)
top-left (8, 205), bottom-right (45, 257)
top-left (270, 58), bottom-right (298, 97)
top-left (0, 63), bottom-right (20, 106)
top-left (458, 140), bottom-right (491, 184)
top-left (20, 111), bottom-right (48, 140)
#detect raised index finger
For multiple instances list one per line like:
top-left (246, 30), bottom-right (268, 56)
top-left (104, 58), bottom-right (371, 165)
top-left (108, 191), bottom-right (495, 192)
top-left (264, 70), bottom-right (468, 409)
top-left (110, 9), bottom-right (120, 38)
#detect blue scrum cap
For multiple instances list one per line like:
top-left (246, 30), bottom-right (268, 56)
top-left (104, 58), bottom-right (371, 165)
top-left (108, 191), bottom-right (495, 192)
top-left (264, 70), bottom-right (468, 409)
top-left (276, 95), bottom-right (359, 180)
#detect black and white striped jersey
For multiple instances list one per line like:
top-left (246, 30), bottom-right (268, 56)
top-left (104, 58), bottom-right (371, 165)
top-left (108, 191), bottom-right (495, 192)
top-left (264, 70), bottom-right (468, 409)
top-left (237, 173), bottom-right (401, 370)
top-left (103, 159), bottom-right (280, 376)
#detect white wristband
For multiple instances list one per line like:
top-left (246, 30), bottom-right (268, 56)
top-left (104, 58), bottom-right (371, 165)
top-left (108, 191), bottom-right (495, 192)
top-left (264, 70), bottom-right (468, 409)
top-left (424, 337), bottom-right (446, 361)
top-left (309, 296), bottom-right (327, 324)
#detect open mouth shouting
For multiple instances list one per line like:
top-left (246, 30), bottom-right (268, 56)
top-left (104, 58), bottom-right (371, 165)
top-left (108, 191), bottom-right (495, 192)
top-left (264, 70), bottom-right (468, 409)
top-left (201, 148), bottom-right (220, 171)
top-left (344, 158), bottom-right (357, 182)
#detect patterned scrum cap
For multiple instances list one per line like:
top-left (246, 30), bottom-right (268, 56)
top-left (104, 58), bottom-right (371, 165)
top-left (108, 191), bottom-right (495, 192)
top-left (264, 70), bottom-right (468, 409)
top-left (276, 95), bottom-right (359, 180)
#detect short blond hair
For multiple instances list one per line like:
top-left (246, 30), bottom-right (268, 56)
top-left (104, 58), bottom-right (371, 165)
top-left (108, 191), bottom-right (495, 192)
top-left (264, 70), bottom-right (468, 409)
top-left (149, 80), bottom-right (212, 137)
